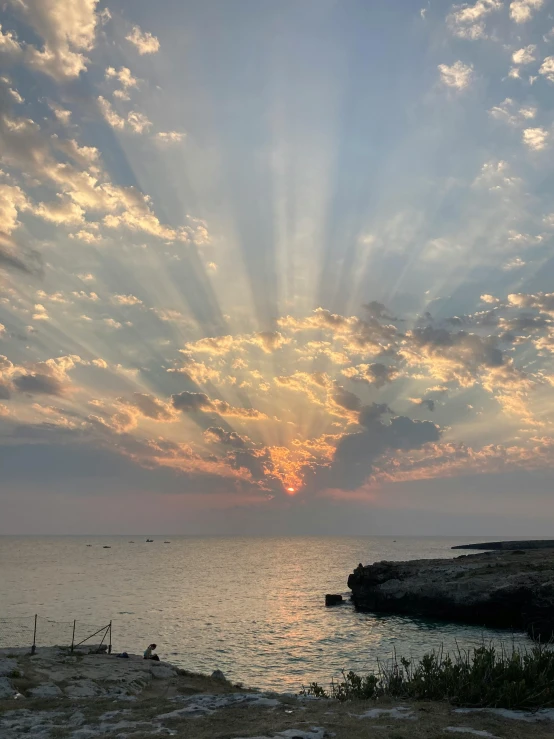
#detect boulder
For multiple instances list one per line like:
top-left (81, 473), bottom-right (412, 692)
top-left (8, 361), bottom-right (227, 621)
top-left (28, 683), bottom-right (63, 698)
top-left (150, 665), bottom-right (176, 679)
top-left (347, 549), bottom-right (554, 639)
top-left (64, 679), bottom-right (102, 698)
top-left (211, 669), bottom-right (227, 682)
top-left (0, 677), bottom-right (13, 699)
top-left (325, 594), bottom-right (343, 606)
top-left (0, 658), bottom-right (18, 677)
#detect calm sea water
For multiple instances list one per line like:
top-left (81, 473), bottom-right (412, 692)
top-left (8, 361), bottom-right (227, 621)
top-left (0, 536), bottom-right (530, 691)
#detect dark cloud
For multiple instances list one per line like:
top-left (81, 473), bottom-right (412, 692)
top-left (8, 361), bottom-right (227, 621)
top-left (204, 426), bottom-right (247, 448)
top-left (320, 405), bottom-right (440, 490)
top-left (363, 301), bottom-right (395, 320)
top-left (332, 386), bottom-right (361, 411)
top-left (417, 398), bottom-right (435, 412)
top-left (172, 391), bottom-right (212, 412)
top-left (411, 326), bottom-right (503, 367)
top-left (501, 315), bottom-right (549, 333)
top-left (13, 374), bottom-right (63, 395)
top-left (0, 382), bottom-right (11, 399)
top-left (123, 393), bottom-right (174, 421)
top-left (0, 239), bottom-right (42, 276)
top-left (362, 363), bottom-right (398, 387)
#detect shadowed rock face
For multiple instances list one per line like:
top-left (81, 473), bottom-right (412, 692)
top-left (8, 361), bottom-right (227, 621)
top-left (347, 550), bottom-right (554, 641)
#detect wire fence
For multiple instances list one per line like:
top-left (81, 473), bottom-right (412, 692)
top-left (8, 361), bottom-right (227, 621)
top-left (0, 615), bottom-right (112, 654)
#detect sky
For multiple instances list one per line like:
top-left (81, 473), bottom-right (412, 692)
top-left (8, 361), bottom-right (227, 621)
top-left (1, 0), bottom-right (554, 535)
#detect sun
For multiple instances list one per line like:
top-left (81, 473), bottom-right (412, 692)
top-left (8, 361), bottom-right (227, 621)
top-left (287, 487), bottom-right (295, 493)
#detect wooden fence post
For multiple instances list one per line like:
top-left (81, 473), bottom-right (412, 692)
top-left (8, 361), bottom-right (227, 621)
top-left (31, 614), bottom-right (37, 655)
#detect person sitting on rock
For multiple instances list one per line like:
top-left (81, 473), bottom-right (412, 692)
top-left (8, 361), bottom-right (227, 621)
top-left (143, 643), bottom-right (160, 661)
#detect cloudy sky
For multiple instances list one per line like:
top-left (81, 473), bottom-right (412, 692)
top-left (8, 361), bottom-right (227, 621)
top-left (1, 0), bottom-right (554, 535)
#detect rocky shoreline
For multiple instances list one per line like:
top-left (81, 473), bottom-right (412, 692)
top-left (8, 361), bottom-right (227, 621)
top-left (2, 645), bottom-right (554, 738)
top-left (452, 540), bottom-right (554, 551)
top-left (348, 548), bottom-right (554, 641)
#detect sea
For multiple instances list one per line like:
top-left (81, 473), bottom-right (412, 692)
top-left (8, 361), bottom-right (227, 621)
top-left (0, 536), bottom-right (531, 691)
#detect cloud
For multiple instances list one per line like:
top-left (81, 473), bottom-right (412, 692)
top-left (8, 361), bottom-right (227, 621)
top-left (447, 0), bottom-right (502, 39)
top-left (105, 66), bottom-right (138, 89)
top-left (171, 391), bottom-right (212, 412)
top-left (539, 56), bottom-right (554, 83)
top-left (48, 102), bottom-right (72, 125)
top-left (172, 391), bottom-right (268, 419)
top-left (32, 303), bottom-right (49, 321)
top-left (156, 131), bottom-right (186, 145)
top-left (508, 292), bottom-right (554, 317)
top-left (0, 183), bottom-right (29, 235)
top-left (489, 98), bottom-right (536, 126)
top-left (119, 393), bottom-right (176, 422)
top-left (97, 96), bottom-right (125, 129)
top-left (0, 24), bottom-right (23, 58)
top-left (126, 25), bottom-right (160, 55)
top-left (103, 318), bottom-right (122, 329)
top-left (411, 398), bottom-right (436, 412)
top-left (322, 404), bottom-right (440, 490)
top-left (5, 0), bottom-right (102, 80)
top-left (204, 427), bottom-right (248, 448)
top-left (70, 229), bottom-right (102, 244)
top-left (400, 325), bottom-right (504, 387)
top-left (513, 45), bottom-right (537, 65)
top-left (341, 362), bottom-right (399, 387)
top-left (438, 61), bottom-right (473, 89)
top-left (127, 111), bottom-right (152, 134)
top-left (278, 307), bottom-right (397, 355)
top-left (523, 127), bottom-right (548, 150)
top-left (503, 257), bottom-right (526, 270)
top-left (510, 0), bottom-right (544, 23)
top-left (112, 294), bottom-right (143, 306)
top-left (481, 294), bottom-right (500, 303)
top-left (32, 198), bottom-right (85, 225)
top-left (13, 374), bottom-right (64, 395)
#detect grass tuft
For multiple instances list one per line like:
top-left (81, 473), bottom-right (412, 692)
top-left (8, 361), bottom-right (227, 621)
top-left (299, 642), bottom-right (554, 709)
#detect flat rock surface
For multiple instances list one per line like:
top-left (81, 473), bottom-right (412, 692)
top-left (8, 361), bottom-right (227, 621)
top-left (1, 648), bottom-right (554, 738)
top-left (348, 549), bottom-right (554, 639)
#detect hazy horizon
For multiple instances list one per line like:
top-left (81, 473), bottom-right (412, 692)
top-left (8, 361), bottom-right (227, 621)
top-left (1, 0), bottom-right (554, 535)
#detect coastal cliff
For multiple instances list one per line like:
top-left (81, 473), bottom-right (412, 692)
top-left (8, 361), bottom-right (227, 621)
top-left (347, 549), bottom-right (554, 640)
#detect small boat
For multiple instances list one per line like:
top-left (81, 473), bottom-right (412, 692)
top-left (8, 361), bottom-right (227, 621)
top-left (103, 546), bottom-right (111, 549)
top-left (146, 539), bottom-right (153, 542)
top-left (86, 544), bottom-right (92, 547)
top-left (164, 541), bottom-right (171, 544)
top-left (128, 541), bottom-right (135, 543)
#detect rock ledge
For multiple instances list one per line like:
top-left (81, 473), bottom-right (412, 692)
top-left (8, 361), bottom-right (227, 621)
top-left (347, 549), bottom-right (554, 640)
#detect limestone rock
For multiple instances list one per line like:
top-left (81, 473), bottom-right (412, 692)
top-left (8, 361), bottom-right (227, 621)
top-left (211, 669), bottom-right (227, 681)
top-left (28, 683), bottom-right (63, 698)
top-left (348, 549), bottom-right (554, 640)
top-left (0, 676), bottom-right (13, 699)
top-left (0, 658), bottom-right (18, 677)
top-left (65, 679), bottom-right (103, 698)
top-left (150, 664), bottom-right (176, 679)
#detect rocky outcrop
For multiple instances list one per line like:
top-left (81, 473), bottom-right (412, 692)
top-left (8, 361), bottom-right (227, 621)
top-left (453, 540), bottom-right (554, 551)
top-left (347, 549), bottom-right (554, 641)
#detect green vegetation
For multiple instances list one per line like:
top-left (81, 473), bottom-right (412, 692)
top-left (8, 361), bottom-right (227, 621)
top-left (300, 643), bottom-right (554, 710)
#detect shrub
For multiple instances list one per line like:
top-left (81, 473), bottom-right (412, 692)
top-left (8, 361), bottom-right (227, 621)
top-left (299, 642), bottom-right (554, 710)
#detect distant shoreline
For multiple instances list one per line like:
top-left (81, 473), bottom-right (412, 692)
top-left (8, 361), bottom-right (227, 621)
top-left (452, 540), bottom-right (554, 550)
